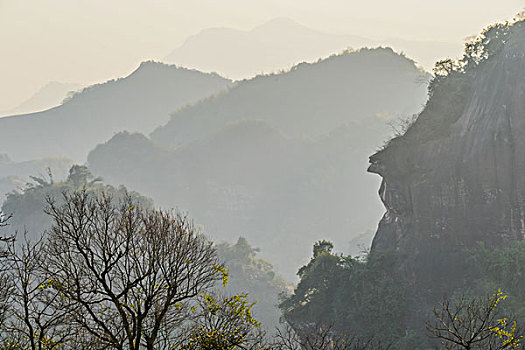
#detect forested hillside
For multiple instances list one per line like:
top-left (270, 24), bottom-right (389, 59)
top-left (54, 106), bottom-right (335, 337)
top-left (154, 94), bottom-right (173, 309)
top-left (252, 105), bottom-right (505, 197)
top-left (153, 47), bottom-right (429, 146)
top-left (0, 154), bottom-right (72, 204)
top-left (0, 62), bottom-right (231, 162)
top-left (88, 48), bottom-right (430, 277)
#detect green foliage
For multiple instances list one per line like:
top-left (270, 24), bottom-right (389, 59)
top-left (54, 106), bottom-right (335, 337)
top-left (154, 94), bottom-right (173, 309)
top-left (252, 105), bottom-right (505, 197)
top-left (1, 165), bottom-right (152, 238)
top-left (215, 237), bottom-right (290, 330)
top-left (180, 293), bottom-right (265, 350)
top-left (280, 241), bottom-right (408, 346)
top-left (381, 16), bottom-right (525, 156)
top-left (470, 241), bottom-right (525, 321)
top-left (312, 240), bottom-right (334, 258)
top-left (428, 17), bottom-right (525, 97)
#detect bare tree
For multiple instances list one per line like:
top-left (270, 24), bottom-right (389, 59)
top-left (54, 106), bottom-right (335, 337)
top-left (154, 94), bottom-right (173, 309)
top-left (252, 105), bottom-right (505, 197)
top-left (4, 234), bottom-right (74, 350)
top-left (426, 290), bottom-right (523, 350)
top-left (42, 190), bottom-right (225, 350)
top-left (0, 212), bottom-right (14, 256)
top-left (0, 212), bottom-right (14, 334)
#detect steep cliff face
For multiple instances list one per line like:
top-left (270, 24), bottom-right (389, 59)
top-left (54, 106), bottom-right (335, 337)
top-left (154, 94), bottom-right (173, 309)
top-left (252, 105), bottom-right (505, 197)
top-left (369, 23), bottom-right (525, 288)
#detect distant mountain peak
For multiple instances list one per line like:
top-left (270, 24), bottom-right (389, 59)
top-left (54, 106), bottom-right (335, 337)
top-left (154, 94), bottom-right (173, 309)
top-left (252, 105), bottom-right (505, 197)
top-left (130, 60), bottom-right (227, 80)
top-left (0, 81), bottom-right (82, 117)
top-left (0, 61), bottom-right (232, 162)
top-left (164, 18), bottom-right (373, 80)
top-left (165, 18), bottom-right (462, 79)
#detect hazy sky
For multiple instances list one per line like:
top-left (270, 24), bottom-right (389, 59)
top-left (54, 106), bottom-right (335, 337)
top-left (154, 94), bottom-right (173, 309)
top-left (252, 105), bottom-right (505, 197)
top-left (1, 0), bottom-right (523, 111)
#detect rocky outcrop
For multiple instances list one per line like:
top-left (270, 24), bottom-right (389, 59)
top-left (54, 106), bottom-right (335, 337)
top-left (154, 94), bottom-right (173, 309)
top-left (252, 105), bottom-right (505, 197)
top-left (368, 23), bottom-right (525, 289)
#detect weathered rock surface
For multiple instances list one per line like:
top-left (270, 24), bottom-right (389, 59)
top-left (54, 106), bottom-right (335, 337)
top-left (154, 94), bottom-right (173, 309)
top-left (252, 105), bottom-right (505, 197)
top-left (369, 23), bottom-right (525, 290)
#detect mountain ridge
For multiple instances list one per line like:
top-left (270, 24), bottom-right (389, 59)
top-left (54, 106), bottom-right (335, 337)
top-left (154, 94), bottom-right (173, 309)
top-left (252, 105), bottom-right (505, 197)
top-left (0, 61), bottom-right (231, 162)
top-left (88, 48), bottom-right (430, 278)
top-left (164, 17), bottom-right (461, 79)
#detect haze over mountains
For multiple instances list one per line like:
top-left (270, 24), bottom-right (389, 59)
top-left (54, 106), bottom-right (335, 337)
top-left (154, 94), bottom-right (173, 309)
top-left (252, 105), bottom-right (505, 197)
top-left (0, 44), bottom-right (430, 278)
top-left (0, 82), bottom-right (82, 117)
top-left (0, 17), bottom-right (458, 119)
top-left (0, 62), bottom-right (231, 162)
top-left (6, 2), bottom-right (525, 347)
top-left (154, 47), bottom-right (429, 146)
top-left (0, 154), bottom-right (72, 205)
top-left (88, 48), bottom-right (430, 277)
top-left (164, 18), bottom-right (462, 79)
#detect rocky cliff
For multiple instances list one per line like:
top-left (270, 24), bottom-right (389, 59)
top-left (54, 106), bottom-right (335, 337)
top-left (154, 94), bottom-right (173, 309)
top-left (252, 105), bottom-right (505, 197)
top-left (368, 20), bottom-right (525, 290)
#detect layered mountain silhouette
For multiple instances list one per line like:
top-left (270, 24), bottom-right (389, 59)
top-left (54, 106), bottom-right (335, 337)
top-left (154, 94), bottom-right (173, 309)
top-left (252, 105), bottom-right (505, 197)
top-left (0, 62), bottom-right (231, 162)
top-left (89, 48), bottom-right (430, 277)
top-left (164, 17), bottom-right (461, 79)
top-left (153, 47), bottom-right (429, 146)
top-left (0, 82), bottom-right (82, 117)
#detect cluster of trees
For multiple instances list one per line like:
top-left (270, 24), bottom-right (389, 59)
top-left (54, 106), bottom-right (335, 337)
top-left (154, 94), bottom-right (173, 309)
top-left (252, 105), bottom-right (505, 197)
top-left (279, 241), bottom-right (525, 349)
top-left (2, 167), bottom-right (525, 349)
top-left (429, 14), bottom-right (525, 96)
top-left (0, 178), bottom-right (400, 349)
top-left (380, 15), bottom-right (525, 153)
top-left (279, 241), bottom-right (414, 348)
top-left (2, 165), bottom-right (292, 335)
top-left (215, 237), bottom-right (290, 330)
top-left (2, 165), bottom-right (152, 241)
top-left (0, 190), bottom-right (263, 349)
top-left (0, 189), bottom-right (425, 350)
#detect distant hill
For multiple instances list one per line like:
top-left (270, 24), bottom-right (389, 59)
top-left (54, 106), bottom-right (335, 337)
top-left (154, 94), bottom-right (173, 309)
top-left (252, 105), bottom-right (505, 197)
top-left (164, 17), bottom-right (462, 79)
top-left (153, 47), bottom-right (430, 146)
top-left (88, 48), bottom-right (430, 278)
top-left (164, 18), bottom-right (371, 80)
top-left (0, 81), bottom-right (82, 117)
top-left (0, 62), bottom-right (231, 162)
top-left (90, 123), bottom-right (387, 278)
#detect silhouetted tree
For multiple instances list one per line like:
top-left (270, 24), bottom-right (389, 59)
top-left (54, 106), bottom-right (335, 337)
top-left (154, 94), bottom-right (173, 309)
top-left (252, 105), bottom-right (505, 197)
top-left (43, 190), bottom-right (226, 350)
top-left (3, 235), bottom-right (74, 350)
top-left (0, 212), bottom-right (14, 332)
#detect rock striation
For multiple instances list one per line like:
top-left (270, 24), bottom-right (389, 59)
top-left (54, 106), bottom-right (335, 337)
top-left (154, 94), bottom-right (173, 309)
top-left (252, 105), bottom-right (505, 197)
top-left (368, 22), bottom-right (525, 290)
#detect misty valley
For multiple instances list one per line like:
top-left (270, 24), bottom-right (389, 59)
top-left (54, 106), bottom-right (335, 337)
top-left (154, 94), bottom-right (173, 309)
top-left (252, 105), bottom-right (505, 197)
top-left (2, 7), bottom-right (525, 350)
